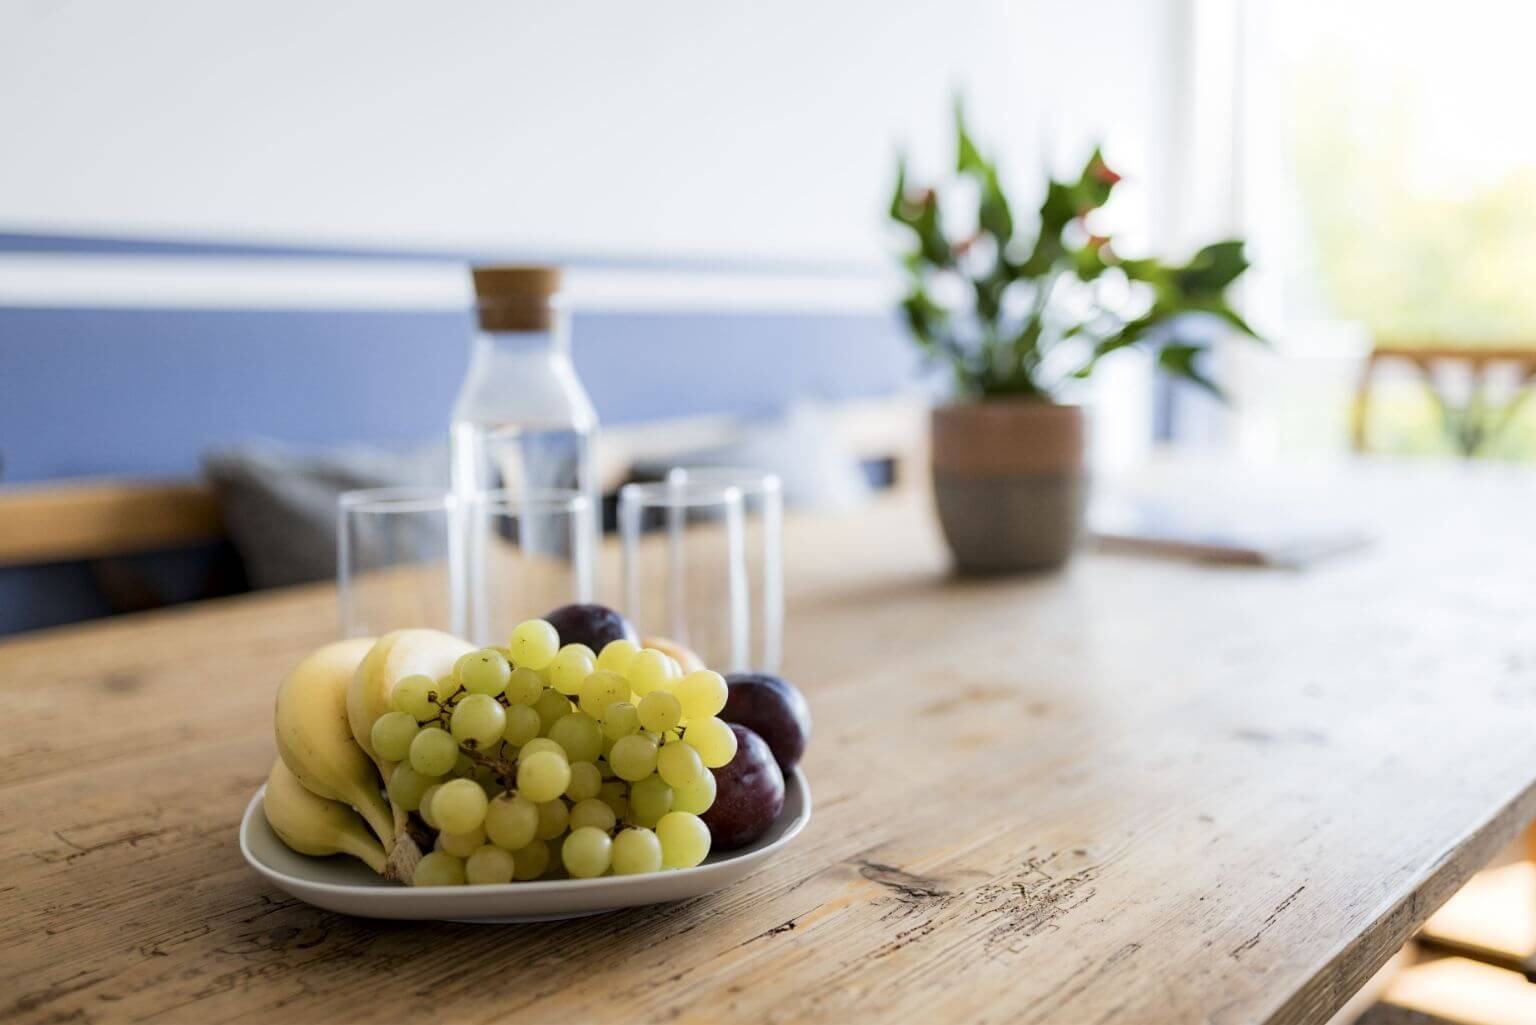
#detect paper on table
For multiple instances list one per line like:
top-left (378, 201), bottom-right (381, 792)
top-left (1089, 498), bottom-right (1373, 568)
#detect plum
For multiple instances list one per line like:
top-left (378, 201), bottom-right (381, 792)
top-left (543, 603), bottom-right (637, 653)
top-left (702, 724), bottom-right (784, 849)
top-left (722, 673), bottom-right (811, 772)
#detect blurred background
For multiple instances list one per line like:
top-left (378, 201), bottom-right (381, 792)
top-left (4, 0), bottom-right (1535, 633)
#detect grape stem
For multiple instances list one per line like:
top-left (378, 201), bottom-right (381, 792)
top-left (461, 747), bottom-right (517, 783)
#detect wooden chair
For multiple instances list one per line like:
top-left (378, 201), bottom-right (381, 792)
top-left (1352, 344), bottom-right (1536, 456)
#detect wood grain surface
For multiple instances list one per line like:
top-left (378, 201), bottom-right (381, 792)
top-left (3, 459), bottom-right (1535, 1025)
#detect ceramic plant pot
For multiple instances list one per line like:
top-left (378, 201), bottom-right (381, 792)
top-left (930, 400), bottom-right (1086, 574)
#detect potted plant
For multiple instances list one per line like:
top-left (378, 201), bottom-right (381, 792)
top-left (890, 104), bottom-right (1259, 573)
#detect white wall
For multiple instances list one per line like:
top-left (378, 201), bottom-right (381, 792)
top-left (0, 0), bottom-right (1181, 266)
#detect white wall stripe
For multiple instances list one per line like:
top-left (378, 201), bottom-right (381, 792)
top-left (0, 254), bottom-right (898, 314)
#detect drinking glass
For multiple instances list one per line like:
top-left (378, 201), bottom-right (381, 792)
top-left (338, 487), bottom-right (591, 644)
top-left (665, 467), bottom-right (783, 672)
top-left (618, 480), bottom-right (749, 673)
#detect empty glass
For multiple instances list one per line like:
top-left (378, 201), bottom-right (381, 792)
top-left (338, 488), bottom-right (591, 644)
top-left (618, 480), bottom-right (749, 673)
top-left (665, 467), bottom-right (783, 673)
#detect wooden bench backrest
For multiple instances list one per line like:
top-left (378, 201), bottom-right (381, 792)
top-left (0, 479), bottom-right (223, 567)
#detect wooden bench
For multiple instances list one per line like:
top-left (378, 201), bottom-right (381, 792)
top-left (0, 478), bottom-right (224, 568)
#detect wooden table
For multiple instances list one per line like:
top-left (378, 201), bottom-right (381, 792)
top-left (5, 459), bottom-right (1536, 1024)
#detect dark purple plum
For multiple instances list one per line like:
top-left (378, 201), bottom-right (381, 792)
top-left (542, 603), bottom-right (637, 654)
top-left (702, 724), bottom-right (784, 849)
top-left (722, 673), bottom-right (811, 772)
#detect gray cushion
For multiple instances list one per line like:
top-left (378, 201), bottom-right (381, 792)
top-left (203, 442), bottom-right (445, 589)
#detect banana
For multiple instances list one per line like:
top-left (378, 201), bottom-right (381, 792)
top-left (348, 628), bottom-right (475, 763)
top-left (644, 635), bottom-right (705, 675)
top-left (274, 637), bottom-right (397, 852)
top-left (263, 758), bottom-right (388, 875)
top-left (347, 629), bottom-right (475, 841)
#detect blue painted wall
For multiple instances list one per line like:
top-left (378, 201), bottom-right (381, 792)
top-left (0, 306), bottom-right (910, 483)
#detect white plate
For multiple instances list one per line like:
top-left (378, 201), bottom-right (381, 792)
top-left (240, 770), bottom-right (811, 922)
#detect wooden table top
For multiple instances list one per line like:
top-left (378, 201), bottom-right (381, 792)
top-left (5, 459), bottom-right (1536, 1025)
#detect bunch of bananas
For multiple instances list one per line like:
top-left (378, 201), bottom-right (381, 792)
top-left (267, 630), bottom-right (473, 882)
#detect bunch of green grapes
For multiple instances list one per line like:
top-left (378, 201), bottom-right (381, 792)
top-left (368, 618), bottom-right (736, 885)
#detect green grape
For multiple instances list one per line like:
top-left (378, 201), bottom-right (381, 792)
top-left (533, 688), bottom-right (573, 733)
top-left (656, 811), bottom-right (711, 869)
top-left (569, 797), bottom-right (618, 833)
top-left (599, 779), bottom-right (629, 819)
top-left (684, 716), bottom-right (738, 768)
top-left (418, 783), bottom-right (445, 827)
top-left (484, 792), bottom-right (539, 850)
top-left (512, 838), bottom-right (550, 880)
top-left (517, 751), bottom-right (572, 803)
top-left (435, 674), bottom-right (464, 704)
top-left (503, 667), bottom-right (544, 706)
top-left (370, 711), bottom-right (419, 762)
top-left (502, 703), bottom-right (542, 746)
top-left (477, 777), bottom-right (503, 801)
top-left (562, 826), bottom-right (613, 878)
top-left (656, 739), bottom-right (707, 789)
top-left (548, 712), bottom-right (604, 764)
top-left (465, 844), bottom-right (515, 885)
top-left (597, 755), bottom-right (616, 779)
top-left (548, 644), bottom-right (597, 695)
top-left (578, 670), bottom-right (629, 719)
top-left (456, 648), bottom-right (512, 696)
top-left (672, 769), bottom-right (716, 814)
top-left (450, 693), bottom-right (507, 749)
top-left (637, 690), bottom-right (682, 735)
top-left (391, 674), bottom-right (440, 721)
top-left (601, 701), bottom-right (640, 740)
top-left (596, 638), bottom-right (639, 675)
top-left (535, 798), bottom-right (569, 840)
top-left (612, 827), bottom-right (663, 875)
top-left (676, 669), bottom-right (728, 720)
top-left (509, 619), bottom-right (560, 670)
top-left (610, 734), bottom-right (659, 782)
top-left (436, 825), bottom-right (486, 858)
top-left (518, 737), bottom-right (567, 762)
top-left (386, 764), bottom-right (435, 812)
top-left (453, 752), bottom-right (476, 777)
top-left (565, 761), bottom-right (602, 802)
top-left (412, 851), bottom-right (466, 886)
top-left (628, 649), bottom-right (674, 696)
top-left (433, 778), bottom-right (489, 835)
top-left (628, 774), bottom-right (674, 827)
top-left (409, 727), bottom-right (460, 777)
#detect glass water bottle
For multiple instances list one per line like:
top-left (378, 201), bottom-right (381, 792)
top-left (450, 265), bottom-right (597, 639)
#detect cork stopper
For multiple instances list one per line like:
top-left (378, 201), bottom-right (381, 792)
top-left (471, 265), bottom-right (562, 331)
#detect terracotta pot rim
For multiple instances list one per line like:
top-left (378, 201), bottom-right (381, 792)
top-left (938, 396), bottom-right (1083, 409)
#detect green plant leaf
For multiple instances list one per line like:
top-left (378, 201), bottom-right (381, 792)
top-left (901, 282), bottom-right (952, 348)
top-left (912, 191), bottom-right (951, 266)
top-left (1174, 240), bottom-right (1249, 298)
top-left (889, 154), bottom-right (911, 224)
top-left (955, 99), bottom-right (986, 175)
top-left (978, 167), bottom-right (1014, 244)
top-left (1074, 147), bottom-right (1121, 211)
top-left (1156, 342), bottom-right (1224, 399)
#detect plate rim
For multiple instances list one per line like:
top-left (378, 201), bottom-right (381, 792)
top-left (240, 766), bottom-right (812, 899)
